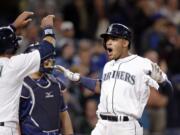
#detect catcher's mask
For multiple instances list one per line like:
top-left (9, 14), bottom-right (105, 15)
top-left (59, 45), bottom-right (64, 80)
top-left (100, 23), bottom-right (132, 49)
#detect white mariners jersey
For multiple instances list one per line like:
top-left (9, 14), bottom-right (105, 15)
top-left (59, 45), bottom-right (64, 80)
top-left (0, 50), bottom-right (40, 122)
top-left (97, 55), bottom-right (158, 119)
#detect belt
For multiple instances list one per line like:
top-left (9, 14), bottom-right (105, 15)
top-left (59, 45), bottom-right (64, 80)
top-left (0, 122), bottom-right (4, 126)
top-left (0, 122), bottom-right (17, 128)
top-left (100, 114), bottom-right (129, 122)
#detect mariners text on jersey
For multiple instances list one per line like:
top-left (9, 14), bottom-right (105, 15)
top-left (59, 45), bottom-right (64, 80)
top-left (103, 71), bottom-right (135, 85)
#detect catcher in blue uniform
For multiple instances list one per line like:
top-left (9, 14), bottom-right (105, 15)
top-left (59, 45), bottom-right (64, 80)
top-left (19, 44), bottom-right (73, 135)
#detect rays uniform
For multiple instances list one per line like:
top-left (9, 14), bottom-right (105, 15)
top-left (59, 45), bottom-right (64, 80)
top-left (19, 74), bottom-right (67, 135)
top-left (92, 55), bottom-right (159, 135)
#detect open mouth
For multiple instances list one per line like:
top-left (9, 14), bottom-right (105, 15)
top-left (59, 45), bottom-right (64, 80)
top-left (107, 48), bottom-right (113, 53)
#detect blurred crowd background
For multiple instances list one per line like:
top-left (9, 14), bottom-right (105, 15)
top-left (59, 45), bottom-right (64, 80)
top-left (1, 0), bottom-right (180, 135)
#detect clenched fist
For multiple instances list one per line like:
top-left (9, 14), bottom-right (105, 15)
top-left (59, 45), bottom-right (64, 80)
top-left (41, 15), bottom-right (55, 28)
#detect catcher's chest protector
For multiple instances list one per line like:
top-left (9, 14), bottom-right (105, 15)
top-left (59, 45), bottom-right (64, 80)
top-left (23, 76), bottom-right (61, 131)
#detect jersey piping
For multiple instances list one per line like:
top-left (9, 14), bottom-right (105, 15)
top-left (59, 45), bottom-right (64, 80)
top-left (111, 55), bottom-right (138, 115)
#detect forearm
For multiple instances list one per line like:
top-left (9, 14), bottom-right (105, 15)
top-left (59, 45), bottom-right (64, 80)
top-left (43, 36), bottom-right (55, 46)
top-left (147, 87), bottom-right (168, 108)
top-left (38, 27), bottom-right (56, 61)
top-left (53, 65), bottom-right (101, 93)
top-left (60, 111), bottom-right (74, 135)
top-left (79, 76), bottom-right (101, 93)
top-left (42, 25), bottom-right (56, 45)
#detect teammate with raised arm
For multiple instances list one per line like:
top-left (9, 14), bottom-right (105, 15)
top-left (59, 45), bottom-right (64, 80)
top-left (55, 23), bottom-right (173, 135)
top-left (0, 11), bottom-right (56, 135)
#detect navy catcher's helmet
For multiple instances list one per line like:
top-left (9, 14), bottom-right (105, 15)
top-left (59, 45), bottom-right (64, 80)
top-left (0, 26), bottom-right (21, 54)
top-left (24, 43), bottom-right (56, 60)
top-left (100, 23), bottom-right (132, 49)
top-left (25, 43), bottom-right (56, 73)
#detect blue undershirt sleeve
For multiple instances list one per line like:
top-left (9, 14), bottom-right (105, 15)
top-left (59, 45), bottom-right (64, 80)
top-left (79, 76), bottom-right (100, 92)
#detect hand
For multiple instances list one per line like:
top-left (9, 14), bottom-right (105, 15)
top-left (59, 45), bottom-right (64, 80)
top-left (144, 74), bottom-right (159, 90)
top-left (12, 11), bottom-right (34, 30)
top-left (150, 62), bottom-right (167, 83)
top-left (41, 15), bottom-right (55, 28)
top-left (54, 65), bottom-right (80, 82)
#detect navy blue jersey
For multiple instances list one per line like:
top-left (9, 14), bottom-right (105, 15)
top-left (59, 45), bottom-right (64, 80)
top-left (19, 74), bottom-right (67, 135)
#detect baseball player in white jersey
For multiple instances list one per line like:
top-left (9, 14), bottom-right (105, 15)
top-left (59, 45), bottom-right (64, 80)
top-left (54, 23), bottom-right (173, 135)
top-left (0, 11), bottom-right (56, 135)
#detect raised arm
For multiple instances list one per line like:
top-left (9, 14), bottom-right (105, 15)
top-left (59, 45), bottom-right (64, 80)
top-left (40, 15), bottom-right (56, 46)
top-left (36, 15), bottom-right (56, 61)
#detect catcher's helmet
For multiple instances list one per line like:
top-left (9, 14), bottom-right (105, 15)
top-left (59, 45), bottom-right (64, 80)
top-left (100, 23), bottom-right (132, 49)
top-left (0, 26), bottom-right (21, 54)
top-left (25, 43), bottom-right (56, 73)
top-left (25, 43), bottom-right (56, 60)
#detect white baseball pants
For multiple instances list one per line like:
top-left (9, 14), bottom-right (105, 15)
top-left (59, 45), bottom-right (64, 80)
top-left (0, 122), bottom-right (20, 135)
top-left (91, 119), bottom-right (143, 135)
top-left (0, 126), bottom-right (20, 135)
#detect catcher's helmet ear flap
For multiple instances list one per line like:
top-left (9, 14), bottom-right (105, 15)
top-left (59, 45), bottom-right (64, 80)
top-left (100, 23), bottom-right (132, 49)
top-left (0, 26), bottom-right (21, 54)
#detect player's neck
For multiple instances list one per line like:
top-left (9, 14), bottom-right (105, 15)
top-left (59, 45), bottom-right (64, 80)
top-left (115, 51), bottom-right (130, 61)
top-left (30, 72), bottom-right (43, 79)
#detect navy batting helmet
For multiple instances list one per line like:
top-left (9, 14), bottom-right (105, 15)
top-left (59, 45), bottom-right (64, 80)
top-left (0, 26), bottom-right (21, 54)
top-left (100, 23), bottom-right (132, 49)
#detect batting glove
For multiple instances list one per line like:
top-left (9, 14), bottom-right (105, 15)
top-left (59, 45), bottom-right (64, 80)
top-left (54, 65), bottom-right (80, 82)
top-left (150, 63), bottom-right (167, 83)
top-left (144, 74), bottom-right (159, 90)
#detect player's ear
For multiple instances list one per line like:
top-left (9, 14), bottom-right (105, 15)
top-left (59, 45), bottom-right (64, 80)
top-left (122, 39), bottom-right (129, 48)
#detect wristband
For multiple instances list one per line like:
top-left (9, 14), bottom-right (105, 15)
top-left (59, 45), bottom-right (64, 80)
top-left (43, 26), bottom-right (55, 38)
